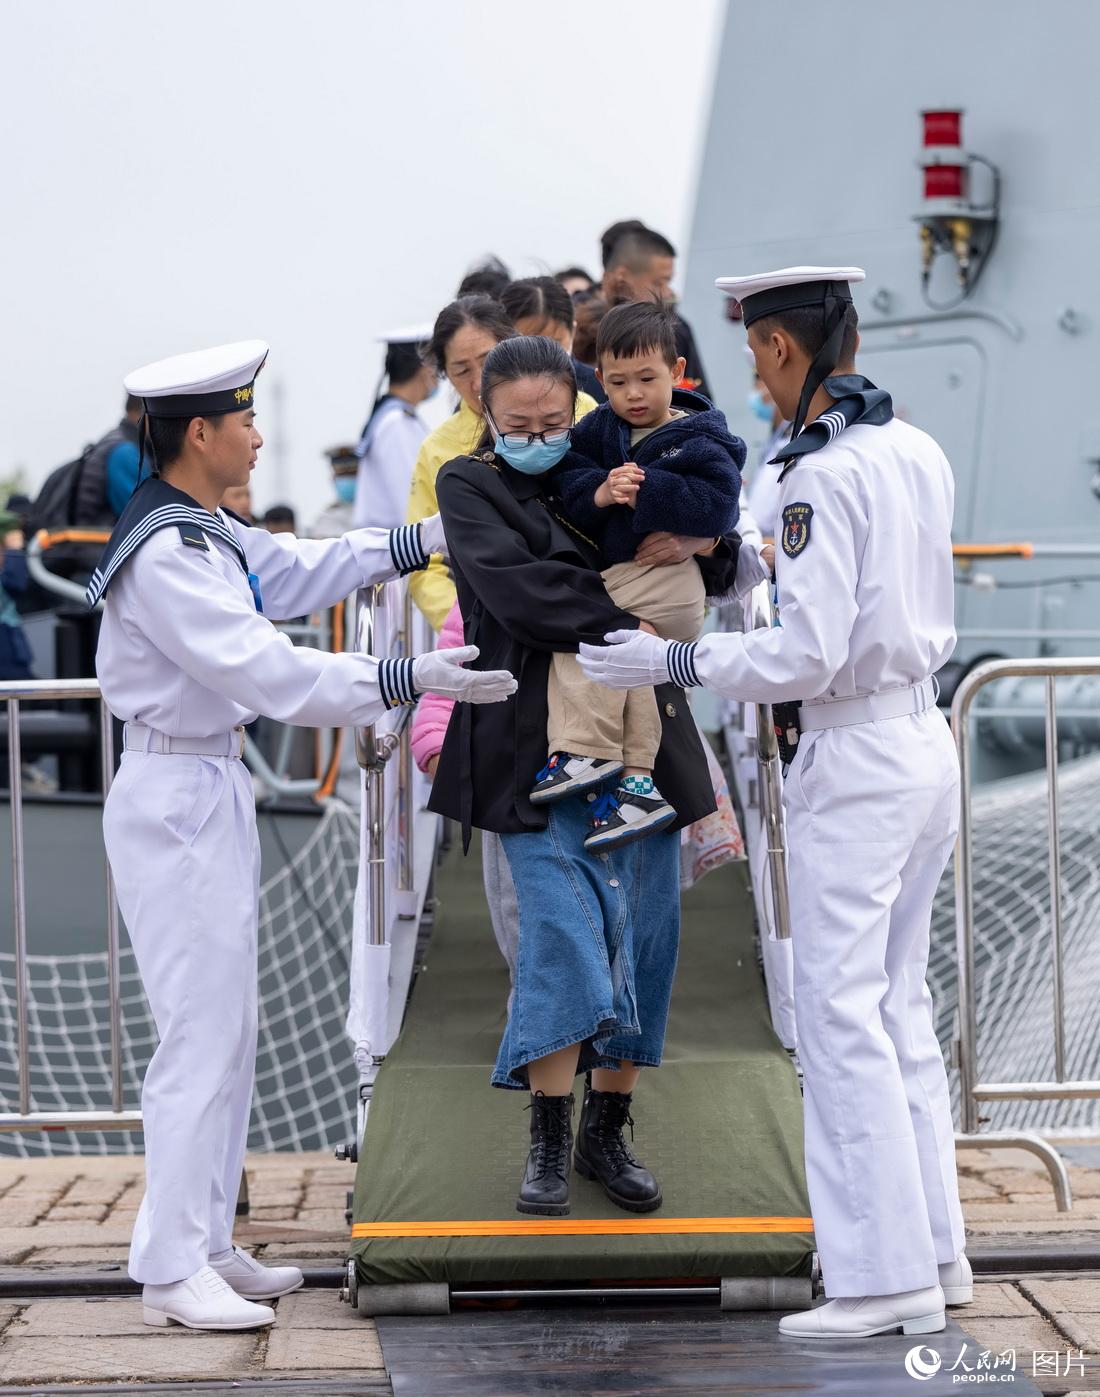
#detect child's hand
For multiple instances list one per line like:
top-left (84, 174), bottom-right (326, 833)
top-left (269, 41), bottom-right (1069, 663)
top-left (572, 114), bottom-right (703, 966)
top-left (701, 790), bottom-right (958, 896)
top-left (595, 462), bottom-right (644, 509)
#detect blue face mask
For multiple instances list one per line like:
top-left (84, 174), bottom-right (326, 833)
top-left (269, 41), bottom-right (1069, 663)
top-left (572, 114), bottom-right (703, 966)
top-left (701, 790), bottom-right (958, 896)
top-left (492, 433), bottom-right (572, 476)
top-left (747, 387), bottom-right (773, 423)
top-left (334, 476), bottom-right (356, 504)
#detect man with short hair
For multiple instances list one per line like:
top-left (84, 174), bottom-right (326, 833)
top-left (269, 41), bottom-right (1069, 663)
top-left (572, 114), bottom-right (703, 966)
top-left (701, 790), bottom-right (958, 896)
top-left (578, 268), bottom-right (970, 1341)
top-left (599, 221), bottom-right (712, 398)
top-left (91, 340), bottom-right (516, 1332)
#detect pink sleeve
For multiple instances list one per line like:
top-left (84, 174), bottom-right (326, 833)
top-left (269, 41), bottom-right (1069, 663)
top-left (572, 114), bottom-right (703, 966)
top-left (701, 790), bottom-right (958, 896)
top-left (410, 601), bottom-right (465, 772)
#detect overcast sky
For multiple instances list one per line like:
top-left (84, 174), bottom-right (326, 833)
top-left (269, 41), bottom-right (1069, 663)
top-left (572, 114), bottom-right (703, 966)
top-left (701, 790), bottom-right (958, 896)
top-left (1, 0), bottom-right (725, 523)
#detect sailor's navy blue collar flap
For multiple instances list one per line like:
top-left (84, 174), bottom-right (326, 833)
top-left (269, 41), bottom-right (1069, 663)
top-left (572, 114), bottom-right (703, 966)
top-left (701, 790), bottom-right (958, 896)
top-left (85, 477), bottom-right (249, 608)
top-left (771, 374), bottom-right (893, 476)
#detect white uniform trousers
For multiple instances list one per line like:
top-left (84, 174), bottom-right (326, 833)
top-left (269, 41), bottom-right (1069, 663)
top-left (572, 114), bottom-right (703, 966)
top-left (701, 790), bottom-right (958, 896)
top-left (784, 707), bottom-right (966, 1298)
top-left (104, 749), bottom-right (261, 1285)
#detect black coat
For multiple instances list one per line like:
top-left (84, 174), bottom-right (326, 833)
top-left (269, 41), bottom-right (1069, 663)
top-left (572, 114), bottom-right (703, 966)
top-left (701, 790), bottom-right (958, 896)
top-left (558, 389), bottom-right (744, 564)
top-left (429, 449), bottom-right (742, 841)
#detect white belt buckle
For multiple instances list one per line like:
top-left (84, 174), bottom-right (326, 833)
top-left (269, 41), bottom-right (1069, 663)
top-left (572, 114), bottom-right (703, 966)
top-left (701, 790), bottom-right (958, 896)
top-left (233, 726), bottom-right (246, 759)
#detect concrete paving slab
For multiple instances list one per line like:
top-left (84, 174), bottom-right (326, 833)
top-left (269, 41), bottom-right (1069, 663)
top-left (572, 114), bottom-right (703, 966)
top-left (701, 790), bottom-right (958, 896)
top-left (963, 1313), bottom-right (1078, 1358)
top-left (968, 1282), bottom-right (1041, 1317)
top-left (258, 1243), bottom-right (345, 1260)
top-left (22, 1245), bottom-right (131, 1263)
top-left (263, 1326), bottom-right (384, 1371)
top-left (15, 1298), bottom-right (176, 1337)
top-left (0, 1333), bottom-right (261, 1382)
top-left (277, 1290), bottom-right (369, 1330)
top-left (1026, 1277), bottom-right (1100, 1312)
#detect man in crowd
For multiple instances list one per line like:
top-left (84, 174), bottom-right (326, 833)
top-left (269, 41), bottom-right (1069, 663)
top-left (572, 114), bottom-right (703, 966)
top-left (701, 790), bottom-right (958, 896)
top-left (599, 220), bottom-right (712, 399)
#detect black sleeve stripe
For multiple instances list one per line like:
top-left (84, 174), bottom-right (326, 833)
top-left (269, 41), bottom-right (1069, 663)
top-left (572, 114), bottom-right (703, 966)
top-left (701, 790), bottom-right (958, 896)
top-left (388, 523), bottom-right (429, 576)
top-left (667, 641), bottom-right (702, 689)
top-left (377, 657), bottom-right (418, 708)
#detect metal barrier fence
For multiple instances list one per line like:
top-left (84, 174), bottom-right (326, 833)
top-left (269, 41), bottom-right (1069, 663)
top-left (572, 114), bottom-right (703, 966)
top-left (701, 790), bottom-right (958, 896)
top-left (0, 581), bottom-right (420, 1140)
top-left (951, 657), bottom-right (1100, 1210)
top-left (0, 679), bottom-right (137, 1135)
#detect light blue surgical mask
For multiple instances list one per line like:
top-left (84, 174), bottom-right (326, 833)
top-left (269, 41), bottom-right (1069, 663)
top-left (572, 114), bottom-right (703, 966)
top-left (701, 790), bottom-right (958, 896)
top-left (487, 413), bottom-right (573, 475)
top-left (747, 387), bottom-right (773, 423)
top-left (334, 476), bottom-right (356, 504)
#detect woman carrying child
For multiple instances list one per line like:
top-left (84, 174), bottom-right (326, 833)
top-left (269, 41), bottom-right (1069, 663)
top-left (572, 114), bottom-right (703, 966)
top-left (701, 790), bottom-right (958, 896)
top-left (430, 334), bottom-right (747, 1217)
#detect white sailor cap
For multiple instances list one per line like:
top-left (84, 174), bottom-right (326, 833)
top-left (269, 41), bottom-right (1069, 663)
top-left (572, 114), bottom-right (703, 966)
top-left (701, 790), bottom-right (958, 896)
top-left (123, 339), bottom-right (269, 419)
top-left (715, 267), bottom-right (865, 327)
top-left (374, 324), bottom-right (433, 345)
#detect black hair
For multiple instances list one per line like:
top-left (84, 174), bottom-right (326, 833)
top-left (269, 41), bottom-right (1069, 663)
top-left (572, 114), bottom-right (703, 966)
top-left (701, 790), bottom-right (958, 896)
top-left (263, 504), bottom-right (296, 528)
top-left (147, 415), bottom-right (193, 472)
top-left (384, 340), bottom-right (426, 385)
top-left (605, 226), bottom-right (677, 272)
top-left (572, 294), bottom-right (608, 366)
top-left (554, 265), bottom-right (595, 290)
top-left (599, 218), bottom-right (648, 269)
top-left (595, 300), bottom-right (679, 367)
top-left (752, 303), bottom-right (860, 367)
top-left (500, 276), bottom-right (574, 335)
top-left (476, 337), bottom-right (578, 451)
top-left (125, 393), bottom-right (142, 414)
top-left (457, 255), bottom-right (511, 300)
top-left (425, 295), bottom-right (515, 376)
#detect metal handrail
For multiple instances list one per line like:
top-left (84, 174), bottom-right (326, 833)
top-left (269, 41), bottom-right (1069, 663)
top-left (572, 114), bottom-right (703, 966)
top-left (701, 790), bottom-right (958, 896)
top-left (748, 582), bottom-right (792, 942)
top-left (0, 680), bottom-right (138, 1134)
top-left (951, 656), bottom-right (1100, 1210)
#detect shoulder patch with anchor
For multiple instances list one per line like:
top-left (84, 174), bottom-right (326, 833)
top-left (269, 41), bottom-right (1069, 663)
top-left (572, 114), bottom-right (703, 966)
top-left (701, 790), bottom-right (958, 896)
top-left (781, 502), bottom-right (814, 558)
top-left (177, 523), bottom-right (210, 552)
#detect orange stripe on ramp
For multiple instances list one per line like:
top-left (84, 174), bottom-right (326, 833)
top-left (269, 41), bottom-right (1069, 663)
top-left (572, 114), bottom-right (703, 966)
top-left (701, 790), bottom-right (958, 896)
top-left (351, 1216), bottom-right (814, 1239)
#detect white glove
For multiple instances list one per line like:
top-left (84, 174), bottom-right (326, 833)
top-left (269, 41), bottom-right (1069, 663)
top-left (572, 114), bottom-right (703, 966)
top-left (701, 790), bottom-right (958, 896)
top-left (412, 645), bottom-right (517, 704)
top-left (417, 513), bottom-right (448, 560)
top-left (577, 629), bottom-right (672, 689)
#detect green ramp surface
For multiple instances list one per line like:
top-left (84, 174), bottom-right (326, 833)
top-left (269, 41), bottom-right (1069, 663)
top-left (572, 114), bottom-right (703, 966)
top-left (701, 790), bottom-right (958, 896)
top-left (351, 833), bottom-right (813, 1285)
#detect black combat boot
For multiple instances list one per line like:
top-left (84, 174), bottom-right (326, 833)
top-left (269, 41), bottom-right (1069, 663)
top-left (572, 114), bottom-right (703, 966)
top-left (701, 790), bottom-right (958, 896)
top-left (574, 1086), bottom-right (662, 1212)
top-left (516, 1091), bottom-right (574, 1216)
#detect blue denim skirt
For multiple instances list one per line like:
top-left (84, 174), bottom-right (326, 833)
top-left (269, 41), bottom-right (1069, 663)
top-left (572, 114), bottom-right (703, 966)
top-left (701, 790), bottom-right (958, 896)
top-left (492, 791), bottom-right (680, 1090)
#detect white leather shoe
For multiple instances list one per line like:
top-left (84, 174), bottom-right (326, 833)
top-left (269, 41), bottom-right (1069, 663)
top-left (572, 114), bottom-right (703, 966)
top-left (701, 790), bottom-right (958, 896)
top-left (210, 1245), bottom-right (304, 1300)
top-left (939, 1253), bottom-right (973, 1305)
top-left (779, 1285), bottom-right (946, 1338)
top-left (143, 1266), bottom-right (276, 1330)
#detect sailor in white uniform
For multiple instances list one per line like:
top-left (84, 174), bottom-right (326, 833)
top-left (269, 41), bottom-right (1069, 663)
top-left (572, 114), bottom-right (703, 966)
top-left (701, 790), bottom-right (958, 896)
top-left (578, 269), bottom-right (969, 1340)
top-left (91, 341), bottom-right (515, 1332)
top-left (353, 326), bottom-right (436, 531)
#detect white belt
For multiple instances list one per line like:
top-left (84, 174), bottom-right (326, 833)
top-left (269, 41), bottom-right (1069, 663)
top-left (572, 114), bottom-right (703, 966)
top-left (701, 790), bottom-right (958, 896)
top-left (799, 679), bottom-right (938, 732)
top-left (124, 722), bottom-right (246, 759)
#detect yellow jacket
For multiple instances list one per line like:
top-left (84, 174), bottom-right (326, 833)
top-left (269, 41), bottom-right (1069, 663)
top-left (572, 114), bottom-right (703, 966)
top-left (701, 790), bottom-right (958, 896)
top-left (406, 390), bottom-right (599, 630)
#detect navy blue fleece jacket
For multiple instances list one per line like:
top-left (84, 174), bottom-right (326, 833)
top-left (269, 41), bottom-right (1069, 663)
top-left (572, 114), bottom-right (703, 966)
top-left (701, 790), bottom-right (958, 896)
top-left (554, 388), bottom-right (744, 564)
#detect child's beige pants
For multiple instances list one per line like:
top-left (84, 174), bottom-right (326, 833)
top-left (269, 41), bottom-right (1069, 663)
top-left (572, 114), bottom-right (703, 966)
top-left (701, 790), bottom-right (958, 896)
top-left (547, 558), bottom-right (705, 770)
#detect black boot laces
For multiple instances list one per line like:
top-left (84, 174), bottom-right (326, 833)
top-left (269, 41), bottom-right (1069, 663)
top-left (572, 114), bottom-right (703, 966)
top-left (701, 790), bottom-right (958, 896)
top-left (527, 1093), bottom-right (574, 1179)
top-left (596, 1095), bottom-right (640, 1170)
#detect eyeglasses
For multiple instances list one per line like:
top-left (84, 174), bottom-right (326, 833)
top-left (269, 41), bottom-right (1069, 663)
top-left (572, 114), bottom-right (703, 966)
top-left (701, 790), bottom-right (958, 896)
top-left (486, 413), bottom-right (573, 449)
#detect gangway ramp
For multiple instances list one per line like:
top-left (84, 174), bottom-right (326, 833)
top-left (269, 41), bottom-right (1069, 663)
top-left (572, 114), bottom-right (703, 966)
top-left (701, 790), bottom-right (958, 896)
top-left (350, 833), bottom-right (814, 1302)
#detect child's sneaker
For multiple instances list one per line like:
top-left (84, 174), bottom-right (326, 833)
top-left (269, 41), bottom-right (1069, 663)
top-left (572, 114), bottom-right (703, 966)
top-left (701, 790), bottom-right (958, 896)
top-left (530, 753), bottom-right (624, 805)
top-left (584, 782), bottom-right (676, 852)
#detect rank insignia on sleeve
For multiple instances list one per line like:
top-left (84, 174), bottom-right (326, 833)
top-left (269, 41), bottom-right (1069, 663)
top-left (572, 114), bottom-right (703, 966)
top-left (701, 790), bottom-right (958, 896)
top-left (781, 502), bottom-right (814, 558)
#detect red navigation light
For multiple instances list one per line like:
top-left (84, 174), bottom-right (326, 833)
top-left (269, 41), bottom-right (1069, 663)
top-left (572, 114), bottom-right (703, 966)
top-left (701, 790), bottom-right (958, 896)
top-left (922, 109), bottom-right (963, 146)
top-left (924, 165), bottom-right (966, 200)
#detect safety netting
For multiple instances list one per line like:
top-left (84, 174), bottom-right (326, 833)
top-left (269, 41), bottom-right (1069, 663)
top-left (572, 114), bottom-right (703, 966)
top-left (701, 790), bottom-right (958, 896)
top-left (0, 801), bottom-right (361, 1156)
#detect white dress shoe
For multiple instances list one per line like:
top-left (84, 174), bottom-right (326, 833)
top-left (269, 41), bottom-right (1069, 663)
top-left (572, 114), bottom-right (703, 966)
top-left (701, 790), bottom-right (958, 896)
top-left (779, 1284), bottom-right (946, 1338)
top-left (939, 1253), bottom-right (973, 1305)
top-left (143, 1265), bottom-right (276, 1330)
top-left (210, 1244), bottom-right (304, 1300)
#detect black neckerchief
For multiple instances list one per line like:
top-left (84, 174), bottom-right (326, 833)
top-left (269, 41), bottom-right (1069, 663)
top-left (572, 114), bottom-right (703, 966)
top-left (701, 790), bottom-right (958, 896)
top-left (770, 375), bottom-right (893, 481)
top-left (85, 476), bottom-right (249, 608)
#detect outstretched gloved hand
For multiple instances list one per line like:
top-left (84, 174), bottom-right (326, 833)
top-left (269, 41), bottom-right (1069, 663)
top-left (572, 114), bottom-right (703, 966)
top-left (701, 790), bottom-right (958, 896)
top-left (417, 513), bottom-right (448, 560)
top-left (577, 629), bottom-right (672, 689)
top-left (412, 646), bottom-right (517, 703)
